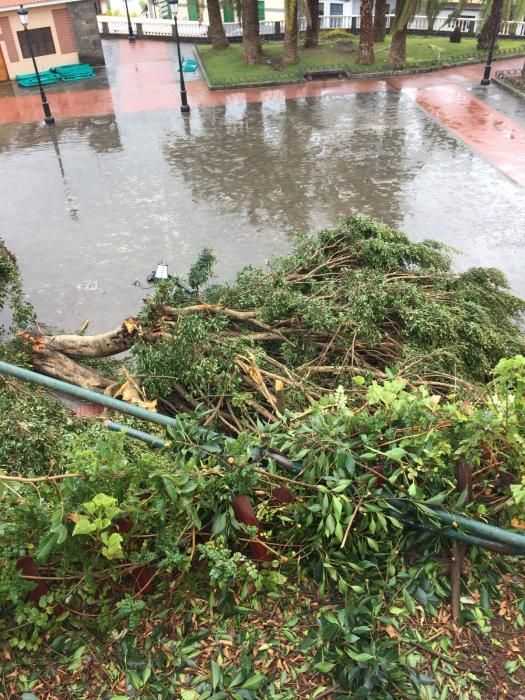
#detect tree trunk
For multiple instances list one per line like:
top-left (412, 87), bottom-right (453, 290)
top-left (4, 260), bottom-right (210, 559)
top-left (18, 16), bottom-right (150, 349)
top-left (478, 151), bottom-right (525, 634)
top-left (304, 0), bottom-right (320, 48)
top-left (242, 0), bottom-right (261, 63)
top-left (477, 0), bottom-right (502, 51)
top-left (373, 0), bottom-right (387, 42)
top-left (388, 24), bottom-right (407, 68)
top-left (39, 320), bottom-right (138, 358)
top-left (283, 0), bottom-right (299, 64)
top-left (358, 0), bottom-right (375, 64)
top-left (33, 349), bottom-right (113, 391)
top-left (207, 0), bottom-right (229, 49)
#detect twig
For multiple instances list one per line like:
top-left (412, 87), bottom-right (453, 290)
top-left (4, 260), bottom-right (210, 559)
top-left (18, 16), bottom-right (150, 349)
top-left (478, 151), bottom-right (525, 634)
top-left (340, 498), bottom-right (363, 549)
top-left (0, 473), bottom-right (82, 483)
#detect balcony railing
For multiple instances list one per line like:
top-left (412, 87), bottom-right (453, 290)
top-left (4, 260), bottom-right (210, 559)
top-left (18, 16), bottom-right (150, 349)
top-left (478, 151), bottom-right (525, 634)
top-left (97, 14), bottom-right (525, 40)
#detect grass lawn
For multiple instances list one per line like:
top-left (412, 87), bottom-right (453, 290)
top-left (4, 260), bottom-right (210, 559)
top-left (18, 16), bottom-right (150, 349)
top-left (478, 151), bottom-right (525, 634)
top-left (198, 35), bottom-right (525, 87)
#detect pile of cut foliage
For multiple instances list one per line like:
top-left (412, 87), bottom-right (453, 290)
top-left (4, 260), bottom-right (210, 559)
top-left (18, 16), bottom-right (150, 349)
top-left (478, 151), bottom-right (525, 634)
top-left (2, 219), bottom-right (525, 699)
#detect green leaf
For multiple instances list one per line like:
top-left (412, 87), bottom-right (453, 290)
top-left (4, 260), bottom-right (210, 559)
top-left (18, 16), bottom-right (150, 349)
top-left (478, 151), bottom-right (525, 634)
top-left (56, 524), bottom-right (68, 545)
top-left (162, 475), bottom-right (179, 503)
top-left (211, 660), bottom-right (221, 691)
top-left (425, 493), bottom-right (446, 505)
top-left (347, 651), bottom-right (375, 662)
top-left (72, 518), bottom-right (97, 536)
top-left (314, 661), bottom-right (336, 673)
top-left (241, 673), bottom-right (267, 690)
top-left (35, 531), bottom-right (59, 564)
top-left (212, 512), bottom-right (228, 536)
top-left (385, 447), bottom-right (406, 461)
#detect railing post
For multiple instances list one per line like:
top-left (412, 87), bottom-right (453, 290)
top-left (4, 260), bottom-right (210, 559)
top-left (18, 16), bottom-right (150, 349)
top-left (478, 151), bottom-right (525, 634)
top-left (351, 16), bottom-right (357, 34)
top-left (101, 20), bottom-right (108, 34)
top-left (172, 22), bottom-right (177, 39)
top-left (274, 20), bottom-right (281, 38)
top-left (136, 22), bottom-right (144, 38)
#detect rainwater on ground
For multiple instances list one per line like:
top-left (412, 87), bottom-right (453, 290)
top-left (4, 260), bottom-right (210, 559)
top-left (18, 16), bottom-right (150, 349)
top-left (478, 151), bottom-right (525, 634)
top-left (1, 87), bottom-right (524, 331)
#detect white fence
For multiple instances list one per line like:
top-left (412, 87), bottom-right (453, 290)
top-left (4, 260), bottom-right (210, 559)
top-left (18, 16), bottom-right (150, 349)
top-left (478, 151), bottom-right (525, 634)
top-left (97, 14), bottom-right (525, 39)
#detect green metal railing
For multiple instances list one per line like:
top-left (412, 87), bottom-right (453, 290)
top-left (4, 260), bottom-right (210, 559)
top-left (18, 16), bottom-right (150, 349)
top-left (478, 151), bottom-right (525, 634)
top-left (2, 360), bottom-right (525, 555)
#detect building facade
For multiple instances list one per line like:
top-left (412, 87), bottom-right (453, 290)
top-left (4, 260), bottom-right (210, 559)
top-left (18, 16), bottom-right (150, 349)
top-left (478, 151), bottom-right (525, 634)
top-left (0, 0), bottom-right (104, 81)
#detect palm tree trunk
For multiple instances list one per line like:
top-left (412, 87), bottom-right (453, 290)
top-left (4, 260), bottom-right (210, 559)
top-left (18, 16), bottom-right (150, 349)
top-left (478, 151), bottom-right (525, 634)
top-left (358, 0), bottom-right (375, 64)
top-left (304, 0), bottom-right (320, 48)
top-left (283, 0), bottom-right (299, 64)
top-left (477, 0), bottom-right (502, 50)
top-left (373, 0), bottom-right (387, 42)
top-left (207, 0), bottom-right (229, 49)
top-left (388, 24), bottom-right (407, 68)
top-left (242, 0), bottom-right (261, 63)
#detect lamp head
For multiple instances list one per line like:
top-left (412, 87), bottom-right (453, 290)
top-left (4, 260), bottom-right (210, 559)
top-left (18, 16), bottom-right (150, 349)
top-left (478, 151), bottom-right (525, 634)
top-left (18, 5), bottom-right (29, 26)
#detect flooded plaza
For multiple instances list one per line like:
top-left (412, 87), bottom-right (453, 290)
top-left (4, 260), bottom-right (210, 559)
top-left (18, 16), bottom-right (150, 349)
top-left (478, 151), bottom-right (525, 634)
top-left (1, 41), bottom-right (524, 331)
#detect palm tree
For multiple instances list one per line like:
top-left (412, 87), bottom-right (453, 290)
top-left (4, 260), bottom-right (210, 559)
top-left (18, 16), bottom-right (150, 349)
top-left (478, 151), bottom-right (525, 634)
top-left (242, 0), bottom-right (261, 63)
top-left (207, 0), bottom-right (229, 48)
top-left (477, 0), bottom-right (503, 49)
top-left (387, 0), bottom-right (452, 68)
top-left (358, 0), bottom-right (375, 63)
top-left (304, 0), bottom-right (320, 48)
top-left (283, 0), bottom-right (299, 63)
top-left (373, 0), bottom-right (387, 42)
top-left (387, 0), bottom-right (415, 68)
top-left (449, 0), bottom-right (524, 51)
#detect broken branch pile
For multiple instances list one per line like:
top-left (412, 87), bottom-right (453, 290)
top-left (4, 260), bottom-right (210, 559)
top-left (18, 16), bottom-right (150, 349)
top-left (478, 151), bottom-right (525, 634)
top-left (23, 216), bottom-right (525, 432)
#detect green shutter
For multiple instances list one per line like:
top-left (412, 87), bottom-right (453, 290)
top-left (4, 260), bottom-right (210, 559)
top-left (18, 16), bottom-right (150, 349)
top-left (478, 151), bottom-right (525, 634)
top-left (188, 0), bottom-right (199, 21)
top-left (257, 0), bottom-right (265, 20)
top-left (223, 4), bottom-right (234, 21)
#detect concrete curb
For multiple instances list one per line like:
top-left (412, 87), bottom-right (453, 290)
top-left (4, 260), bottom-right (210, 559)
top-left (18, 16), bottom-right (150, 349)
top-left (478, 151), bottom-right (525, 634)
top-left (195, 46), bottom-right (525, 92)
top-left (493, 76), bottom-right (525, 100)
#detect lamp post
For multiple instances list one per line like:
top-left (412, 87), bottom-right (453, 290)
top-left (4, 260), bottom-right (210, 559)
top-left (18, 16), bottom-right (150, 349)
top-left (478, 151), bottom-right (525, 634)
top-left (168, 0), bottom-right (190, 113)
top-left (17, 5), bottom-right (55, 125)
top-left (480, 4), bottom-right (502, 85)
top-left (123, 0), bottom-right (136, 42)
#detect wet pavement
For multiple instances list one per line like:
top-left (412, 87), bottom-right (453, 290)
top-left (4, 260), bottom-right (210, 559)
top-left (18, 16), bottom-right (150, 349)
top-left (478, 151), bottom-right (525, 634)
top-left (0, 39), bottom-right (524, 331)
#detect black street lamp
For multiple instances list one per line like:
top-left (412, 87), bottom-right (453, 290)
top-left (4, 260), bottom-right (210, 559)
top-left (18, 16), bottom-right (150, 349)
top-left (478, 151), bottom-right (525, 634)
top-left (168, 0), bottom-right (190, 113)
top-left (123, 0), bottom-right (136, 42)
top-left (17, 5), bottom-right (55, 125)
top-left (480, 5), bottom-right (502, 85)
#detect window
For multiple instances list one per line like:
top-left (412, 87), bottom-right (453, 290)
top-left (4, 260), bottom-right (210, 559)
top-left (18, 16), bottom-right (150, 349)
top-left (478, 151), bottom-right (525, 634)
top-left (319, 3), bottom-right (324, 14)
top-left (223, 4), bottom-right (234, 21)
top-left (257, 1), bottom-right (265, 20)
top-left (187, 0), bottom-right (199, 21)
top-left (329, 3), bottom-right (343, 15)
top-left (17, 27), bottom-right (56, 59)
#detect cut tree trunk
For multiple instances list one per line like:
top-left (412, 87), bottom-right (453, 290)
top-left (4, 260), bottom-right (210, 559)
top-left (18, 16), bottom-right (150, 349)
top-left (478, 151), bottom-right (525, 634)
top-left (373, 0), bottom-right (387, 42)
top-left (283, 0), bottom-right (299, 64)
top-left (207, 0), bottom-right (229, 49)
top-left (33, 349), bottom-right (113, 391)
top-left (477, 0), bottom-right (502, 51)
top-left (304, 0), bottom-right (320, 48)
top-left (388, 24), bottom-right (407, 68)
top-left (40, 319), bottom-right (138, 358)
top-left (358, 0), bottom-right (375, 64)
top-left (242, 0), bottom-right (261, 63)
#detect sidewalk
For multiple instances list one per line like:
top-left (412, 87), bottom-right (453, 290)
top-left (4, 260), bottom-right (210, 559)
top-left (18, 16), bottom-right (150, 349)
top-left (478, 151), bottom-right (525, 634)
top-left (1, 38), bottom-right (524, 187)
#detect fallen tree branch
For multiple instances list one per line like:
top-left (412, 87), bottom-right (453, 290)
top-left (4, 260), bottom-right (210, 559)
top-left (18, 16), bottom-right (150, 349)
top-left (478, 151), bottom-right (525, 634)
top-left (163, 304), bottom-right (257, 321)
top-left (40, 318), bottom-right (139, 358)
top-left (33, 349), bottom-right (113, 391)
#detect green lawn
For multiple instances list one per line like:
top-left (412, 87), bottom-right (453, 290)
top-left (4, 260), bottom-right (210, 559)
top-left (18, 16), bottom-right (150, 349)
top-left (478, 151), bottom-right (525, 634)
top-left (198, 35), bottom-right (525, 87)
